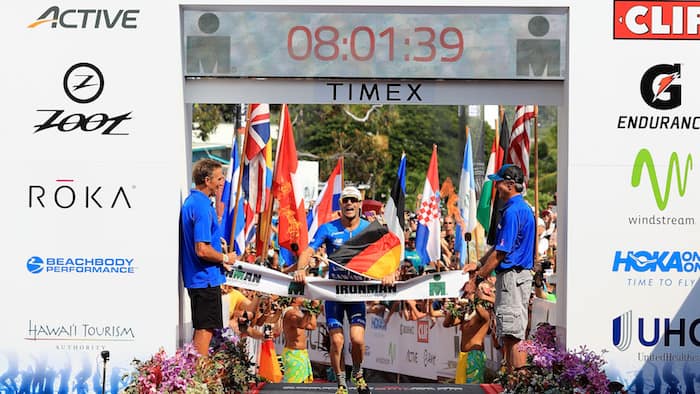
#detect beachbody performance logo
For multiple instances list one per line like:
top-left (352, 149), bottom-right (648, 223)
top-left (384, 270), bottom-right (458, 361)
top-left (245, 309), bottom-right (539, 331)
top-left (616, 64), bottom-right (700, 131)
top-left (612, 310), bottom-right (700, 354)
top-left (34, 63), bottom-right (133, 136)
top-left (26, 256), bottom-right (136, 274)
top-left (28, 6), bottom-right (139, 29)
top-left (614, 1), bottom-right (700, 40)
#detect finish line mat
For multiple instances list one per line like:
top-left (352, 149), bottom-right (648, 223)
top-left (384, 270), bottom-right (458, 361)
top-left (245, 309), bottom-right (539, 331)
top-left (253, 382), bottom-right (503, 393)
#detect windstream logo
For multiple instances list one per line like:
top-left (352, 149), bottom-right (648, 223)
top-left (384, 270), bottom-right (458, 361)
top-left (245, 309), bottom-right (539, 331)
top-left (631, 149), bottom-right (692, 210)
top-left (28, 6), bottom-right (139, 29)
top-left (612, 250), bottom-right (700, 273)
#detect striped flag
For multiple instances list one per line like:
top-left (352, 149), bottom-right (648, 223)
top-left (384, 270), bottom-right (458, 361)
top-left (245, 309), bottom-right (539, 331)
top-left (415, 145), bottom-right (441, 266)
top-left (328, 221), bottom-right (402, 279)
top-left (507, 105), bottom-right (536, 181)
top-left (454, 133), bottom-right (476, 268)
top-left (242, 103), bottom-right (271, 215)
top-left (384, 153), bottom-right (406, 261)
top-left (273, 104), bottom-right (308, 256)
top-left (486, 110), bottom-right (512, 245)
top-left (307, 157), bottom-right (343, 241)
top-left (220, 134), bottom-right (254, 254)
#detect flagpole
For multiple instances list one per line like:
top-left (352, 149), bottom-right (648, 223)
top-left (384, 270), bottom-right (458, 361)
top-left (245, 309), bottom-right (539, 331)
top-left (257, 112), bottom-right (280, 262)
top-left (533, 105), bottom-right (540, 219)
top-left (230, 105), bottom-right (252, 251)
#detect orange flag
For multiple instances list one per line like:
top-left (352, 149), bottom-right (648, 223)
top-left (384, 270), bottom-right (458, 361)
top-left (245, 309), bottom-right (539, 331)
top-left (258, 339), bottom-right (282, 383)
top-left (273, 104), bottom-right (309, 256)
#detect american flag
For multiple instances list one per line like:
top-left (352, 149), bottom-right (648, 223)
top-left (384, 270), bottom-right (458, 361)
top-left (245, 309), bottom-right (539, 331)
top-left (507, 105), bottom-right (536, 180)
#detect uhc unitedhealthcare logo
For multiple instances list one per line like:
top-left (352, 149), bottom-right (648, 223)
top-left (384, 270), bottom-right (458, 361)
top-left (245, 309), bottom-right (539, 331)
top-left (612, 250), bottom-right (700, 273)
top-left (613, 310), bottom-right (700, 351)
top-left (26, 256), bottom-right (136, 274)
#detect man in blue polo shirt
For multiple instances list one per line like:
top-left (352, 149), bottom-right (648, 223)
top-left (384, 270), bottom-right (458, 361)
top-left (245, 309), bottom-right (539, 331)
top-left (180, 159), bottom-right (238, 356)
top-left (467, 164), bottom-right (534, 373)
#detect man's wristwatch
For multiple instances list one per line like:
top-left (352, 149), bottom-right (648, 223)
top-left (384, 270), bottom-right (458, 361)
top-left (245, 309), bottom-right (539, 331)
top-left (222, 253), bottom-right (229, 264)
top-left (474, 273), bottom-right (485, 285)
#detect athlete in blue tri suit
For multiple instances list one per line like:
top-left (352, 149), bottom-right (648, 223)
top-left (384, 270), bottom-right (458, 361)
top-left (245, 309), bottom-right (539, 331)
top-left (294, 186), bottom-right (389, 394)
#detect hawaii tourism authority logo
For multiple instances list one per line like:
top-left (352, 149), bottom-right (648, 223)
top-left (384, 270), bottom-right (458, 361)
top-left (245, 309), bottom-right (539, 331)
top-left (26, 256), bottom-right (136, 274)
top-left (612, 310), bottom-right (700, 351)
top-left (631, 148), bottom-right (692, 211)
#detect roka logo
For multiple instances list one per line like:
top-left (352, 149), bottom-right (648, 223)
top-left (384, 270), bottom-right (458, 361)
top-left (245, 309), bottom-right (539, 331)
top-left (640, 64), bottom-right (681, 110)
top-left (34, 63), bottom-right (132, 136)
top-left (614, 1), bottom-right (700, 39)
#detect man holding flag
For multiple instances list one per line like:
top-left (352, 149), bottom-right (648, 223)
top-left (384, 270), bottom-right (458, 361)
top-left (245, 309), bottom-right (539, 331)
top-left (293, 186), bottom-right (376, 394)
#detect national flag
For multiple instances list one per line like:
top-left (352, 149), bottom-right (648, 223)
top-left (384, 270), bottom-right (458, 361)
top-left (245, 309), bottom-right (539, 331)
top-left (220, 135), bottom-right (249, 254)
top-left (486, 109), bottom-right (512, 245)
top-left (476, 138), bottom-right (497, 232)
top-left (307, 157), bottom-right (343, 241)
top-left (272, 104), bottom-right (308, 256)
top-left (258, 339), bottom-right (282, 383)
top-left (454, 133), bottom-right (477, 268)
top-left (507, 105), bottom-right (536, 180)
top-left (242, 103), bottom-right (271, 215)
top-left (328, 221), bottom-right (402, 279)
top-left (383, 153), bottom-right (406, 261)
top-left (415, 145), bottom-right (441, 266)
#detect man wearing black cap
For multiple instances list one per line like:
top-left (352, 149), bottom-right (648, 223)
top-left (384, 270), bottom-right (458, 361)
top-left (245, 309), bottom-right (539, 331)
top-left (465, 164), bottom-right (534, 373)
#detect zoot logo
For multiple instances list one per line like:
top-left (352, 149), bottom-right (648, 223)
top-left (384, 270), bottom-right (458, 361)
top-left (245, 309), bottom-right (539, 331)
top-left (631, 148), bottom-right (692, 211)
top-left (34, 63), bottom-right (132, 135)
top-left (612, 310), bottom-right (700, 351)
top-left (640, 63), bottom-right (681, 110)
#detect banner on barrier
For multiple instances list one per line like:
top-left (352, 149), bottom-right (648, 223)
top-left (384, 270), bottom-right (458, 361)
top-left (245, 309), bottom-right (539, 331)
top-left (225, 262), bottom-right (467, 301)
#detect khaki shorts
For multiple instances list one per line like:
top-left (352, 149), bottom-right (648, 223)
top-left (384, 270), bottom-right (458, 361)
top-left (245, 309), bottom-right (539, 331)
top-left (495, 269), bottom-right (533, 340)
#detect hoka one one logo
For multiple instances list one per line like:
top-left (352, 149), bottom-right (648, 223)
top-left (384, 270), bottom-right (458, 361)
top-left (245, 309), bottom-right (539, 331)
top-left (631, 148), bottom-right (692, 211)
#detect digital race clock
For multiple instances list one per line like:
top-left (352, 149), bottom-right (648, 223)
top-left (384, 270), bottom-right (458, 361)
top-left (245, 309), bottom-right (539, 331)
top-left (183, 7), bottom-right (567, 80)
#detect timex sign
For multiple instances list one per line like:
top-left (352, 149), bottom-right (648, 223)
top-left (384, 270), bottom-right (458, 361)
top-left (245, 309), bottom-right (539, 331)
top-left (322, 82), bottom-right (428, 104)
top-left (33, 63), bottom-right (132, 135)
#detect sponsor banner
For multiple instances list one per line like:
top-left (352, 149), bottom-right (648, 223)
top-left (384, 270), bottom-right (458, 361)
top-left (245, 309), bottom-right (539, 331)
top-left (225, 262), bottom-right (466, 302)
top-left (614, 1), bottom-right (700, 40)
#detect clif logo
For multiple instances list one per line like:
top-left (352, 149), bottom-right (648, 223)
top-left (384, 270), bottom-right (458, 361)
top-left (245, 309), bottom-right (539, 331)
top-left (640, 64), bottom-right (681, 110)
top-left (614, 1), bottom-right (700, 39)
top-left (28, 6), bottom-right (139, 29)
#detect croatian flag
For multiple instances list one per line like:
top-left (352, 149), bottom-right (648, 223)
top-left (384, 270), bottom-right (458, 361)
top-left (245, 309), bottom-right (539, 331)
top-left (415, 145), bottom-right (441, 266)
top-left (307, 157), bottom-right (343, 241)
top-left (454, 132), bottom-right (477, 268)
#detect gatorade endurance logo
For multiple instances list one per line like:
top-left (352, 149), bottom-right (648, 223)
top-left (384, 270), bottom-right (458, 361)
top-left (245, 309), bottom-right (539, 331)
top-left (631, 148), bottom-right (693, 210)
top-left (640, 63), bottom-right (681, 110)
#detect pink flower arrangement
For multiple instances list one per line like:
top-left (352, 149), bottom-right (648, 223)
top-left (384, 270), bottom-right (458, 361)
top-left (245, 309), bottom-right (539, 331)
top-left (496, 323), bottom-right (612, 394)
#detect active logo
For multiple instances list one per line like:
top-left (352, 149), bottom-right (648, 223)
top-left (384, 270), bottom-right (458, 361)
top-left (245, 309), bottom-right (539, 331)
top-left (28, 6), bottom-right (139, 29)
top-left (631, 148), bottom-right (693, 210)
top-left (26, 256), bottom-right (136, 274)
top-left (640, 64), bottom-right (681, 110)
top-left (34, 63), bottom-right (133, 136)
top-left (614, 1), bottom-right (700, 39)
top-left (613, 310), bottom-right (700, 351)
top-left (612, 250), bottom-right (700, 273)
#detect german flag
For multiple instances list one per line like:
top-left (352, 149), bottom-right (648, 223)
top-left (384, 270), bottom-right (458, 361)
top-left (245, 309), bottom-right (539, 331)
top-left (328, 221), bottom-right (402, 279)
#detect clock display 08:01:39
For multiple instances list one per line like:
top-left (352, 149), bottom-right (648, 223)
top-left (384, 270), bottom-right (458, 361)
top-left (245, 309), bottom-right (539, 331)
top-left (287, 25), bottom-right (465, 63)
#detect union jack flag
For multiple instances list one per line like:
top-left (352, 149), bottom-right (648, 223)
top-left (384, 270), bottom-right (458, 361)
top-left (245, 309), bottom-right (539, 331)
top-left (242, 104), bottom-right (271, 214)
